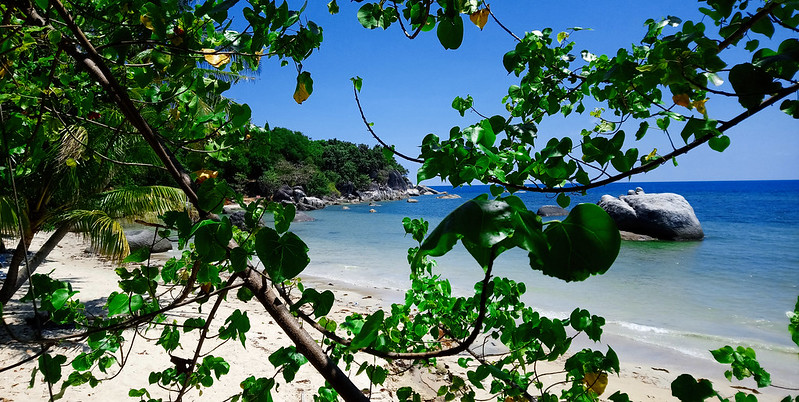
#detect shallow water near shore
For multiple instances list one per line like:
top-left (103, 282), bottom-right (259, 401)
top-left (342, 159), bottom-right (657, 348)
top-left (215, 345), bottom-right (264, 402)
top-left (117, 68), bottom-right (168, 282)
top-left (292, 180), bottom-right (799, 384)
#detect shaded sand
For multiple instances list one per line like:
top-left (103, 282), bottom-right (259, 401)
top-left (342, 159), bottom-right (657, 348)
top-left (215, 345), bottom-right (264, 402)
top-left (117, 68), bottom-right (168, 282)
top-left (1, 233), bottom-right (792, 401)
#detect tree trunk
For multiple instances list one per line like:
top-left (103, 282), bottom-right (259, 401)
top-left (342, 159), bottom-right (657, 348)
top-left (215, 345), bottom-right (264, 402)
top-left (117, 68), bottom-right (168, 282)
top-left (243, 269), bottom-right (369, 402)
top-left (0, 230), bottom-right (34, 305)
top-left (0, 224), bottom-right (72, 305)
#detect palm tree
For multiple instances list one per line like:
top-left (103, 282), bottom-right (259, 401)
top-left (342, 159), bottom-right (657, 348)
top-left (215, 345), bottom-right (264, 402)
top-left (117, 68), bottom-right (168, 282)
top-left (0, 124), bottom-right (188, 305)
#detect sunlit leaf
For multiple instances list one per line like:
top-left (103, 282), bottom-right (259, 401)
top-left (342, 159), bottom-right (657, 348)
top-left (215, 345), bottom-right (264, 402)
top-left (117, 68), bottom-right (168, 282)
top-left (202, 49), bottom-right (230, 68)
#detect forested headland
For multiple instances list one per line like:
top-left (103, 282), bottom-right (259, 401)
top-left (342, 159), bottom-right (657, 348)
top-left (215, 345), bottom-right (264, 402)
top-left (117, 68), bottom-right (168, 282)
top-left (116, 126), bottom-right (409, 199)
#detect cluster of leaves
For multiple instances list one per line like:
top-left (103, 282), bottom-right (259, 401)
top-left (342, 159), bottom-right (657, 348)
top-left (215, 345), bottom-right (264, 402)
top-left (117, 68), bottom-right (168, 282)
top-left (352, 0), bottom-right (799, 208)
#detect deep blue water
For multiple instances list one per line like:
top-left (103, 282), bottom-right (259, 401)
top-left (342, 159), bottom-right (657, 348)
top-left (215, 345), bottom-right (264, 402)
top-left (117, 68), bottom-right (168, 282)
top-left (291, 180), bottom-right (799, 381)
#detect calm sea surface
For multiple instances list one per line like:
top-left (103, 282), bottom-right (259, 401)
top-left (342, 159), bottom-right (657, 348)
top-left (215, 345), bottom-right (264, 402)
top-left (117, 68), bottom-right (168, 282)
top-left (290, 180), bottom-right (799, 381)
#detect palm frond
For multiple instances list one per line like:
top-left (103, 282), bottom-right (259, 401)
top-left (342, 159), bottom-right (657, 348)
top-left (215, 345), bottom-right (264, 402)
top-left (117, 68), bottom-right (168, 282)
top-left (96, 185), bottom-right (189, 219)
top-left (195, 67), bottom-right (256, 83)
top-left (0, 196), bottom-right (28, 236)
top-left (62, 209), bottom-right (129, 260)
top-left (56, 125), bottom-right (88, 169)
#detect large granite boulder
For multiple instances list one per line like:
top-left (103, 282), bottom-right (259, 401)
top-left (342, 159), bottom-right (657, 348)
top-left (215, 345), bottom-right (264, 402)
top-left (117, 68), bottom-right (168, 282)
top-left (598, 192), bottom-right (704, 240)
top-left (126, 229), bottom-right (172, 253)
top-left (298, 196), bottom-right (326, 211)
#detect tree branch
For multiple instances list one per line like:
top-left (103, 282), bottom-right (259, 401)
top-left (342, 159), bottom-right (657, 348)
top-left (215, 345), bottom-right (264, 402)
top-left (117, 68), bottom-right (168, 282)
top-left (353, 86), bottom-right (423, 164)
top-left (491, 82), bottom-right (799, 193)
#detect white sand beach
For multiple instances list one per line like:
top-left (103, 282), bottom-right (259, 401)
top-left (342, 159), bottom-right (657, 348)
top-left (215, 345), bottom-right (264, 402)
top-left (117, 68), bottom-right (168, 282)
top-left (0, 233), bottom-right (790, 401)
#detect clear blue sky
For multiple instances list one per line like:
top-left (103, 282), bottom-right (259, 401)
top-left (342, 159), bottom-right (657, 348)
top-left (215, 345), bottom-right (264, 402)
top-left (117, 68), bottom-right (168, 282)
top-left (225, 1), bottom-right (799, 185)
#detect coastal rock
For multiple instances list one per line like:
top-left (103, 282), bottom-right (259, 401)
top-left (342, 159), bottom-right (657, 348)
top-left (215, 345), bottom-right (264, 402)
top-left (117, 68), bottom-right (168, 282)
top-left (598, 192), bottom-right (704, 241)
top-left (406, 198), bottom-right (418, 203)
top-left (299, 196), bottom-right (326, 211)
top-left (436, 193), bottom-right (461, 199)
top-left (536, 205), bottom-right (569, 217)
top-left (291, 187), bottom-right (306, 203)
top-left (416, 185), bottom-right (440, 195)
top-left (619, 231), bottom-right (658, 241)
top-left (387, 170), bottom-right (409, 191)
top-left (337, 182), bottom-right (357, 197)
top-left (273, 185), bottom-right (293, 203)
top-left (293, 211), bottom-right (315, 222)
top-left (406, 188), bottom-right (421, 197)
top-left (125, 229), bottom-right (172, 253)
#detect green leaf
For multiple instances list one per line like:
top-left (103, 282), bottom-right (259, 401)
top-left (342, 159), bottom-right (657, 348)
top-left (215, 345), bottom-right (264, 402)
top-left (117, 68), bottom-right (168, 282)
top-left (671, 374), bottom-right (717, 401)
top-left (106, 292), bottom-right (130, 316)
top-left (237, 287), bottom-right (254, 303)
top-left (350, 76), bottom-right (363, 92)
top-left (292, 288), bottom-right (335, 318)
top-left (327, 0), bottom-right (339, 14)
top-left (437, 15), bottom-right (464, 50)
top-left (781, 100), bottom-right (799, 119)
top-left (39, 353), bottom-right (67, 384)
top-left (556, 193), bottom-right (570, 208)
top-left (255, 228), bottom-right (309, 281)
top-left (47, 29), bottom-right (62, 45)
top-left (635, 121), bottom-right (649, 140)
top-left (357, 3), bottom-right (382, 29)
top-left (219, 309), bottom-right (251, 346)
top-left (750, 15), bottom-right (774, 38)
top-left (414, 195), bottom-right (545, 269)
top-left (790, 296), bottom-right (799, 348)
top-left (710, 345), bottom-right (734, 364)
top-left (729, 63), bottom-right (781, 109)
top-left (123, 247), bottom-right (151, 263)
top-left (350, 310), bottom-right (384, 349)
top-left (533, 204), bottom-right (621, 282)
top-left (680, 118), bottom-right (720, 143)
top-left (708, 135), bottom-right (730, 152)
top-left (452, 95), bottom-right (473, 117)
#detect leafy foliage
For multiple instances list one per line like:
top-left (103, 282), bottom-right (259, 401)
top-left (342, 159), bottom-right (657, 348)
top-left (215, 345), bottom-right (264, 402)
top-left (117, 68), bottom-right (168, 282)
top-left (1, 1), bottom-right (797, 402)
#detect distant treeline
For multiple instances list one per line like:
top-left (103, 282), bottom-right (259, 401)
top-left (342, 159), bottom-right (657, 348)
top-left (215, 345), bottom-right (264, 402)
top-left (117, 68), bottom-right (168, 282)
top-left (210, 127), bottom-right (408, 197)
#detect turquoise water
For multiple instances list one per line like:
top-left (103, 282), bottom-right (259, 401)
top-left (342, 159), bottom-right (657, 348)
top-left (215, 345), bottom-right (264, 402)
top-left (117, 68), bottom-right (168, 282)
top-left (291, 180), bottom-right (799, 382)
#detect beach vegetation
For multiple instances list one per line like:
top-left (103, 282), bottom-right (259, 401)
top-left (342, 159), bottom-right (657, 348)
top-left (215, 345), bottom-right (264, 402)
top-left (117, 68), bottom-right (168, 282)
top-left (0, 0), bottom-right (797, 401)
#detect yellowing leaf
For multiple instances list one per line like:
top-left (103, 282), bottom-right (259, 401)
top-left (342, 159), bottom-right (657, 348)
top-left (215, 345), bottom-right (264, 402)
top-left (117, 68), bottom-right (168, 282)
top-left (469, 9), bottom-right (490, 30)
top-left (169, 108), bottom-right (181, 120)
top-left (672, 93), bottom-right (691, 109)
top-left (583, 372), bottom-right (608, 395)
top-left (194, 169), bottom-right (218, 184)
top-left (293, 82), bottom-right (310, 104)
top-left (293, 72), bottom-right (313, 104)
top-left (140, 14), bottom-right (154, 31)
top-left (644, 148), bottom-right (658, 162)
top-left (692, 99), bottom-right (708, 115)
top-left (202, 49), bottom-right (230, 68)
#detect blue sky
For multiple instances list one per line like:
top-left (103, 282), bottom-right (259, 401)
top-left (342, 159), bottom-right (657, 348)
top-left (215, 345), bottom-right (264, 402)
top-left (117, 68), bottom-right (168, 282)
top-left (224, 1), bottom-right (799, 185)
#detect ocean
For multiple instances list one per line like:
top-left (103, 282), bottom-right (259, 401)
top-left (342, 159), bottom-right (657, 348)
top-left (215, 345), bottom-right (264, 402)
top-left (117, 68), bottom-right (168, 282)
top-left (290, 180), bottom-right (799, 383)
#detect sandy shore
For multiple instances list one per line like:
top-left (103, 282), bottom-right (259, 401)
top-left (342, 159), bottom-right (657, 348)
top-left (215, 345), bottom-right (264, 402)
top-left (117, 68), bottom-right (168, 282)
top-left (0, 233), bottom-right (791, 401)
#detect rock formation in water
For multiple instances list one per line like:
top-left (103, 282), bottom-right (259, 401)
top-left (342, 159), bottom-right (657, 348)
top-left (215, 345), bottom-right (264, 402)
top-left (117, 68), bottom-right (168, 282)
top-left (598, 189), bottom-right (704, 241)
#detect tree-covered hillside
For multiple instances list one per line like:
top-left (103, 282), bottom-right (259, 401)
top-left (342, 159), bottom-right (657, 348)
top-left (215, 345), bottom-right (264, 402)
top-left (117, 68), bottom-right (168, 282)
top-left (204, 127), bottom-right (409, 198)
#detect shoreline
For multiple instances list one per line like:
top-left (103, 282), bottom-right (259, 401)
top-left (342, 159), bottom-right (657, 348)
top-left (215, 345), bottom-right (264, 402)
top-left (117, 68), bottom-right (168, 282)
top-left (1, 233), bottom-right (795, 400)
